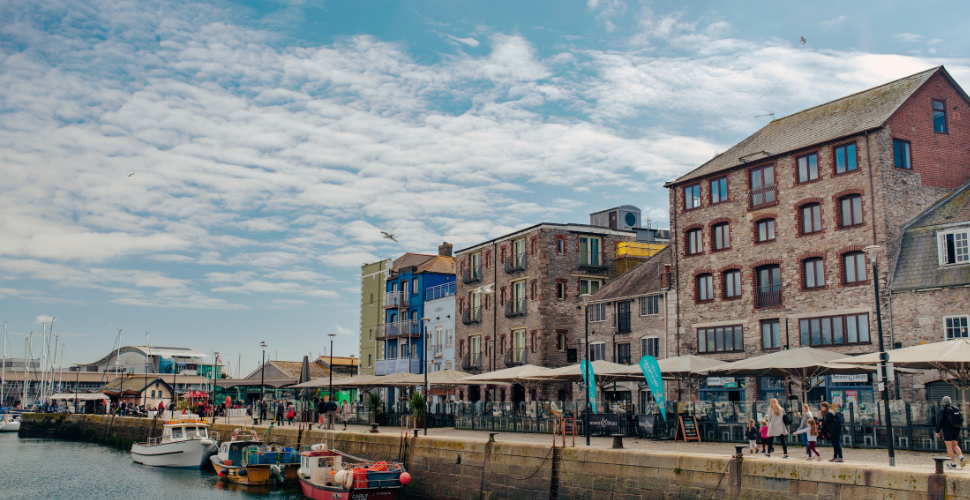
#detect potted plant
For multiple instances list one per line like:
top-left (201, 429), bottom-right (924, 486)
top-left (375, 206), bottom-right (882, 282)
top-left (409, 391), bottom-right (426, 428)
top-left (366, 392), bottom-right (386, 426)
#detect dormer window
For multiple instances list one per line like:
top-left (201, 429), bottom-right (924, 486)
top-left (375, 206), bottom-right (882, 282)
top-left (940, 228), bottom-right (970, 265)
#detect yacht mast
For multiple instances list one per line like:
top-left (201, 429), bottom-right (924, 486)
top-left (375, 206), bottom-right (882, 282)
top-left (22, 333), bottom-right (32, 405)
top-left (1, 322), bottom-right (6, 408)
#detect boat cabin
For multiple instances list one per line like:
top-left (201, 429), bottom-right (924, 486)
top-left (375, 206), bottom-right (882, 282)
top-left (160, 422), bottom-right (209, 444)
top-left (299, 449), bottom-right (344, 486)
top-left (217, 441), bottom-right (264, 466)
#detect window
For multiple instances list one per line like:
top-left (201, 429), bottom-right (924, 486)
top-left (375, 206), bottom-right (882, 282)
top-left (445, 360), bottom-right (452, 370)
top-left (933, 100), bottom-right (947, 133)
top-left (578, 236), bottom-right (602, 266)
top-left (799, 314), bottom-right (870, 346)
top-left (151, 390), bottom-right (155, 398)
top-left (512, 329), bottom-right (526, 363)
top-left (843, 252), bottom-right (867, 285)
top-left (616, 343), bottom-right (631, 365)
top-left (641, 337), bottom-right (660, 358)
top-left (749, 165), bottom-right (776, 208)
top-left (685, 184), bottom-right (701, 210)
top-left (369, 329), bottom-right (373, 341)
top-left (696, 274), bottom-right (713, 301)
top-left (797, 153), bottom-right (819, 183)
top-left (446, 329), bottom-right (453, 346)
top-left (755, 264), bottom-right (781, 308)
top-left (939, 229), bottom-right (970, 265)
top-left (801, 203), bottom-right (822, 234)
top-left (834, 143), bottom-right (857, 174)
top-left (640, 295), bottom-right (660, 315)
top-left (556, 238), bottom-right (565, 254)
top-left (556, 282), bottom-right (566, 300)
top-left (761, 319), bottom-right (781, 350)
top-left (589, 343), bottom-right (606, 361)
top-left (723, 270), bottom-right (742, 298)
top-left (412, 279), bottom-right (419, 295)
top-left (713, 223), bottom-right (730, 250)
top-left (840, 195), bottom-right (863, 227)
top-left (370, 293), bottom-right (374, 305)
top-left (945, 315), bottom-right (969, 340)
top-left (893, 139), bottom-right (912, 169)
top-left (580, 279), bottom-right (602, 296)
top-left (616, 301), bottom-right (632, 333)
top-left (697, 325), bottom-right (743, 353)
top-left (804, 258), bottom-right (825, 289)
top-left (367, 354), bottom-right (372, 367)
top-left (686, 228), bottom-right (703, 255)
top-left (588, 303), bottom-right (607, 322)
top-left (710, 177), bottom-right (728, 204)
top-left (756, 219), bottom-right (775, 242)
top-left (557, 332), bottom-right (567, 351)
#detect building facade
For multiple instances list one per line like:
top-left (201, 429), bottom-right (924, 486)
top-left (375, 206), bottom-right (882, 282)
top-left (72, 346), bottom-right (221, 378)
top-left (359, 259), bottom-right (390, 375)
top-left (665, 66), bottom-right (970, 404)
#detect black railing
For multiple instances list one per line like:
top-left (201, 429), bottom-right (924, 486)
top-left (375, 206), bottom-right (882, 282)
top-left (755, 284), bottom-right (782, 308)
top-left (750, 184), bottom-right (777, 208)
top-left (462, 265), bottom-right (482, 284)
top-left (462, 307), bottom-right (482, 325)
top-left (461, 353), bottom-right (482, 371)
top-left (504, 252), bottom-right (527, 273)
top-left (504, 348), bottom-right (527, 367)
top-left (504, 298), bottom-right (527, 318)
top-left (578, 251), bottom-right (609, 272)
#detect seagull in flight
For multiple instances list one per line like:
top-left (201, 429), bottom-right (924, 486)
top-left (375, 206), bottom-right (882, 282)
top-left (127, 173), bottom-right (135, 177)
top-left (800, 37), bottom-right (806, 45)
top-left (381, 231), bottom-right (398, 242)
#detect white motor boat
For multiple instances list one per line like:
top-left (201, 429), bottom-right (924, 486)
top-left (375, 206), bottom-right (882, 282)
top-left (130, 420), bottom-right (218, 468)
top-left (0, 414), bottom-right (21, 433)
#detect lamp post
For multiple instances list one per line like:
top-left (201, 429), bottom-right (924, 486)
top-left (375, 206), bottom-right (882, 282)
top-left (259, 341), bottom-right (267, 424)
top-left (581, 293), bottom-right (592, 447)
top-left (328, 333), bottom-right (336, 405)
top-left (863, 245), bottom-right (895, 467)
top-left (421, 317), bottom-right (431, 436)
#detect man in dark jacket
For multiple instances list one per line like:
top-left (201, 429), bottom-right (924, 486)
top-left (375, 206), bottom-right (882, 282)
top-left (936, 396), bottom-right (966, 468)
top-left (819, 402), bottom-right (843, 462)
top-left (276, 400), bottom-right (285, 424)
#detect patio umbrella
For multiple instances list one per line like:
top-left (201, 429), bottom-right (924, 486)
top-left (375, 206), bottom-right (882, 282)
top-left (835, 339), bottom-right (970, 402)
top-left (530, 360), bottom-right (641, 384)
top-left (457, 364), bottom-right (548, 386)
top-left (599, 355), bottom-right (727, 401)
top-left (423, 369), bottom-right (473, 387)
top-left (704, 347), bottom-right (879, 403)
top-left (374, 371), bottom-right (425, 386)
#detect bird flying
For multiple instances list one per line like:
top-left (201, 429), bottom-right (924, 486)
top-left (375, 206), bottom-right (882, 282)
top-left (381, 231), bottom-right (398, 242)
top-left (800, 37), bottom-right (806, 45)
top-left (127, 173), bottom-right (135, 177)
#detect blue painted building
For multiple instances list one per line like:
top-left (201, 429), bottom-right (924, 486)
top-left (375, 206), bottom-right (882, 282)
top-left (377, 244), bottom-right (456, 377)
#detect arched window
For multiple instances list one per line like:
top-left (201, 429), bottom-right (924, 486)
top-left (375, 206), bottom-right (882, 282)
top-left (843, 252), bottom-right (867, 285)
top-left (756, 218), bottom-right (775, 242)
top-left (712, 223), bottom-right (730, 250)
top-left (686, 228), bottom-right (703, 255)
top-left (723, 269), bottom-right (741, 298)
top-left (840, 195), bottom-right (863, 227)
top-left (696, 274), bottom-right (713, 301)
top-left (755, 264), bottom-right (781, 308)
top-left (801, 203), bottom-right (822, 234)
top-left (803, 258), bottom-right (825, 290)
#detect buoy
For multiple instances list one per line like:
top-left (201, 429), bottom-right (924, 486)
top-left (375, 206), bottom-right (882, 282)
top-left (238, 469), bottom-right (248, 477)
top-left (399, 472), bottom-right (411, 485)
top-left (334, 470), bottom-right (347, 486)
top-left (219, 468), bottom-right (228, 477)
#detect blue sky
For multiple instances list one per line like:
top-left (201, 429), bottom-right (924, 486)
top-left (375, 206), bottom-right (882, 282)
top-left (1, 0), bottom-right (968, 375)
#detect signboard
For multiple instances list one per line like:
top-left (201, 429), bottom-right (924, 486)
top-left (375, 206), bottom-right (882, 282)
top-left (636, 414), bottom-right (656, 438)
top-left (831, 374), bottom-right (868, 383)
top-left (638, 355), bottom-right (666, 422)
top-left (581, 360), bottom-right (597, 413)
top-left (706, 377), bottom-right (736, 386)
top-left (675, 415), bottom-right (701, 442)
top-left (563, 413), bottom-right (575, 434)
top-left (724, 382), bottom-right (738, 389)
top-left (587, 414), bottom-right (622, 435)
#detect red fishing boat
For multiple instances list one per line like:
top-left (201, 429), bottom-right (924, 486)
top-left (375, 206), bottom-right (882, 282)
top-left (298, 444), bottom-right (410, 500)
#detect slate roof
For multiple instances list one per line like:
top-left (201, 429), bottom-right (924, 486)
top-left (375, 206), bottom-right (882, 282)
top-left (669, 67), bottom-right (943, 186)
top-left (102, 376), bottom-right (172, 394)
top-left (889, 180), bottom-right (970, 292)
top-left (588, 246), bottom-right (671, 302)
top-left (416, 255), bottom-right (455, 274)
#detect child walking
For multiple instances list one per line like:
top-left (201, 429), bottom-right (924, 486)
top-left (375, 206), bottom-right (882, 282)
top-left (745, 419), bottom-right (759, 454)
top-left (792, 419), bottom-right (822, 461)
top-left (759, 420), bottom-right (769, 454)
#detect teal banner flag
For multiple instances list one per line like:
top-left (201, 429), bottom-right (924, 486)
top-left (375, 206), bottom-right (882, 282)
top-left (638, 355), bottom-right (666, 422)
top-left (580, 360), bottom-right (597, 414)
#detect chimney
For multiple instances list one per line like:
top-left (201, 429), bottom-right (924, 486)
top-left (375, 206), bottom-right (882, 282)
top-left (662, 264), bottom-right (672, 289)
top-left (439, 242), bottom-right (453, 257)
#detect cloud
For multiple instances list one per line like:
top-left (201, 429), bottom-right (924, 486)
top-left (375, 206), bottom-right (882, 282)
top-left (335, 324), bottom-right (354, 335)
top-left (34, 315), bottom-right (54, 324)
top-left (822, 15), bottom-right (847, 28)
top-left (444, 34), bottom-right (480, 47)
top-left (894, 33), bottom-right (923, 43)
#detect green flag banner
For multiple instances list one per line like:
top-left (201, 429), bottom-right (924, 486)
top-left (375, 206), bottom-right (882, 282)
top-left (639, 355), bottom-right (666, 422)
top-left (580, 359), bottom-right (597, 414)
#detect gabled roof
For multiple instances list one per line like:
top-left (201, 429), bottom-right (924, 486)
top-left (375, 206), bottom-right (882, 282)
top-left (417, 255), bottom-right (455, 274)
top-left (588, 246), bottom-right (671, 303)
top-left (889, 179), bottom-right (970, 292)
top-left (314, 356), bottom-right (359, 367)
top-left (669, 66), bottom-right (946, 186)
top-left (102, 376), bottom-right (172, 394)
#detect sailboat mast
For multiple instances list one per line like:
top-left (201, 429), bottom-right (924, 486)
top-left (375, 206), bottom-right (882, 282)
top-left (1, 322), bottom-right (6, 408)
top-left (23, 333), bottom-right (32, 406)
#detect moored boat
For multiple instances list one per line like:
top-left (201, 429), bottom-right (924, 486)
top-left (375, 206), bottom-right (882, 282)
top-left (298, 444), bottom-right (410, 500)
top-left (0, 414), bottom-right (21, 433)
top-left (211, 428), bottom-right (300, 486)
top-left (130, 420), bottom-right (218, 468)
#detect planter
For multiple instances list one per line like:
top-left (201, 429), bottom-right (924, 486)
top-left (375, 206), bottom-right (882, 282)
top-left (369, 414), bottom-right (387, 426)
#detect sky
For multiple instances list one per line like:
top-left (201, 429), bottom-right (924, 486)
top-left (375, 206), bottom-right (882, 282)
top-left (2, 0), bottom-right (969, 376)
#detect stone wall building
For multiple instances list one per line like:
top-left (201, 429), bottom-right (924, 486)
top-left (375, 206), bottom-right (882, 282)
top-left (664, 66), bottom-right (970, 405)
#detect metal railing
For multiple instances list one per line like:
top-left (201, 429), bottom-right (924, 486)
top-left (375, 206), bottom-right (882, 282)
top-left (578, 250), bottom-right (609, 272)
top-left (755, 284), bottom-right (782, 308)
top-left (375, 356), bottom-right (421, 376)
top-left (462, 265), bottom-right (482, 284)
top-left (461, 353), bottom-right (482, 371)
top-left (504, 298), bottom-right (527, 318)
top-left (503, 348), bottom-right (527, 367)
top-left (504, 252), bottom-right (527, 273)
top-left (376, 319), bottom-right (422, 340)
top-left (430, 344), bottom-right (443, 358)
top-left (426, 282), bottom-right (455, 301)
top-left (749, 183), bottom-right (777, 208)
top-left (462, 307), bottom-right (482, 325)
top-left (383, 291), bottom-right (409, 309)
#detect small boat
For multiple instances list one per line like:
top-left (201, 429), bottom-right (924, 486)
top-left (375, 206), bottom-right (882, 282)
top-left (211, 428), bottom-right (300, 486)
top-left (0, 414), bottom-right (21, 433)
top-left (130, 420), bottom-right (217, 468)
top-left (298, 444), bottom-right (410, 500)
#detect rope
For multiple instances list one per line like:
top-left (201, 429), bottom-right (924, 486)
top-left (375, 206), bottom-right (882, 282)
top-left (509, 445), bottom-right (554, 480)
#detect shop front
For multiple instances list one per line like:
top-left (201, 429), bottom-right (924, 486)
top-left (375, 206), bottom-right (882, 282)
top-left (699, 377), bottom-right (745, 402)
top-left (759, 376), bottom-right (786, 402)
top-left (826, 374), bottom-right (873, 411)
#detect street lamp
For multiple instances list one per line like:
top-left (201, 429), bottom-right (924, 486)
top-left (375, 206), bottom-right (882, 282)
top-left (581, 293), bottom-right (592, 447)
top-left (421, 317), bottom-right (431, 436)
top-left (259, 341), bottom-right (267, 424)
top-left (863, 244), bottom-right (895, 467)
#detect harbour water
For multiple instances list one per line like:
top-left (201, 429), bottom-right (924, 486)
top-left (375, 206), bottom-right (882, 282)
top-left (0, 434), bottom-right (303, 500)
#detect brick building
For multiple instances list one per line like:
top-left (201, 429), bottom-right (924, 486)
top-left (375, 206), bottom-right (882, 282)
top-left (664, 66), bottom-right (970, 404)
top-left (453, 213), bottom-right (646, 403)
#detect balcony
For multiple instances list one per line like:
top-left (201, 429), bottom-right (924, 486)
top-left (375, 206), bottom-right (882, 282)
top-left (578, 251), bottom-right (609, 273)
top-left (376, 320), bottom-right (423, 340)
top-left (426, 282), bottom-right (455, 301)
top-left (755, 284), bottom-right (783, 308)
top-left (375, 356), bottom-right (421, 376)
top-left (503, 348), bottom-right (527, 367)
top-left (461, 353), bottom-right (482, 372)
top-left (504, 298), bottom-right (528, 318)
top-left (383, 291), bottom-right (409, 309)
top-left (749, 184), bottom-right (778, 209)
top-left (504, 252), bottom-right (527, 274)
top-left (429, 344), bottom-right (444, 358)
top-left (462, 265), bottom-right (482, 284)
top-left (462, 307), bottom-right (482, 325)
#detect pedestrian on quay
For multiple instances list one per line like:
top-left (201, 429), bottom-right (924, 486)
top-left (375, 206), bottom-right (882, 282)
top-left (936, 396), bottom-right (966, 469)
top-left (764, 398), bottom-right (789, 459)
top-left (325, 398), bottom-right (338, 430)
top-left (286, 401), bottom-right (296, 426)
top-left (260, 398), bottom-right (268, 422)
top-left (157, 401), bottom-right (164, 418)
top-left (819, 402), bottom-right (844, 462)
top-left (276, 400), bottom-right (284, 424)
top-left (796, 404), bottom-right (814, 457)
top-left (745, 419), bottom-right (759, 454)
top-left (317, 398), bottom-right (326, 429)
top-left (792, 419), bottom-right (822, 461)
top-left (759, 420), bottom-right (768, 453)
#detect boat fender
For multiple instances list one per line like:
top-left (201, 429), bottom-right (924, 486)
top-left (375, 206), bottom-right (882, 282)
top-left (201, 439), bottom-right (214, 445)
top-left (219, 468), bottom-right (228, 477)
top-left (270, 464), bottom-right (281, 480)
top-left (238, 469), bottom-right (248, 477)
top-left (400, 472), bottom-right (411, 485)
top-left (334, 470), bottom-right (347, 486)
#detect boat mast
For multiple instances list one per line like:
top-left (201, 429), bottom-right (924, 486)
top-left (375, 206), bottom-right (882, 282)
top-left (1, 322), bottom-right (6, 408)
top-left (57, 343), bottom-right (65, 395)
top-left (22, 333), bottom-right (31, 406)
top-left (115, 329), bottom-right (122, 401)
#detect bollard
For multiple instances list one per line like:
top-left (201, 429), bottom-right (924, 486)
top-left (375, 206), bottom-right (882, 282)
top-left (929, 456), bottom-right (950, 500)
top-left (369, 423), bottom-right (379, 433)
top-left (933, 456), bottom-right (949, 474)
top-left (414, 429), bottom-right (419, 438)
top-left (611, 434), bottom-right (624, 449)
top-left (734, 445), bottom-right (745, 458)
top-left (488, 432), bottom-right (499, 443)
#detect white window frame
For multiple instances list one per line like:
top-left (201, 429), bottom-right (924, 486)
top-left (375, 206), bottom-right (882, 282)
top-left (640, 295), bottom-right (660, 316)
top-left (588, 342), bottom-right (606, 361)
top-left (944, 315), bottom-right (970, 340)
top-left (588, 303), bottom-right (607, 322)
top-left (939, 228), bottom-right (970, 266)
top-left (445, 360), bottom-right (453, 370)
top-left (580, 279), bottom-right (602, 296)
top-left (640, 336), bottom-right (661, 358)
top-left (446, 329), bottom-right (454, 347)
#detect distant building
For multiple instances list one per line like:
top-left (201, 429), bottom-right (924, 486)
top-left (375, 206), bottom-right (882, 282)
top-left (314, 355), bottom-right (359, 376)
top-left (72, 346), bottom-right (222, 378)
top-left (101, 375), bottom-right (174, 407)
top-left (215, 359), bottom-right (339, 403)
top-left (359, 259), bottom-right (390, 375)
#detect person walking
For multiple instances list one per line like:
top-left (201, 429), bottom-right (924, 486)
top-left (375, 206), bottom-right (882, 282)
top-left (936, 396), bottom-right (966, 469)
top-left (286, 401), bottom-right (296, 426)
top-left (820, 402), bottom-right (844, 462)
top-left (157, 401), bottom-right (164, 418)
top-left (792, 419), bottom-right (822, 461)
top-left (745, 419), bottom-right (759, 454)
top-left (765, 398), bottom-right (789, 459)
top-left (275, 400), bottom-right (284, 425)
top-left (796, 404), bottom-right (814, 457)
